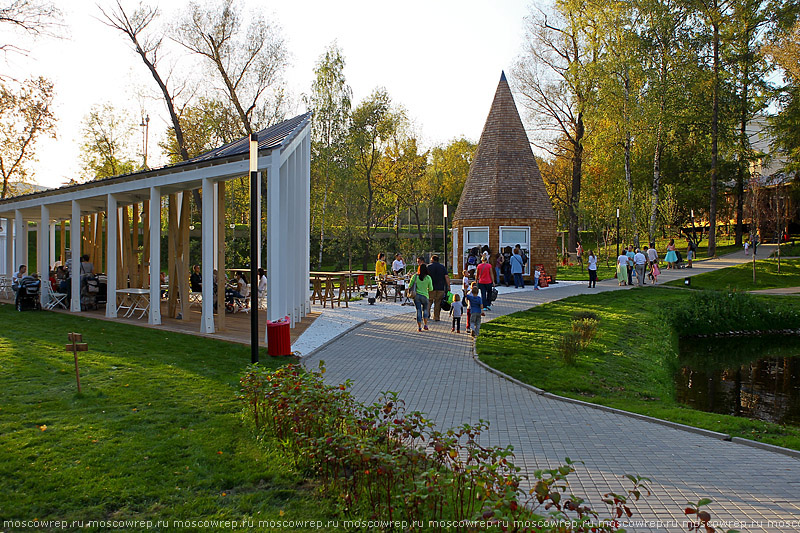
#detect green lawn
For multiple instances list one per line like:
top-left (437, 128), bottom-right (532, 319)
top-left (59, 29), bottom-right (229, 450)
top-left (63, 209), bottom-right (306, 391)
top-left (477, 288), bottom-right (800, 451)
top-left (0, 305), bottom-right (331, 529)
top-left (665, 258), bottom-right (800, 291)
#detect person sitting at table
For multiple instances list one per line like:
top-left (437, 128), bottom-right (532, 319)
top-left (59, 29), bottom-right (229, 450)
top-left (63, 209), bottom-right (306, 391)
top-left (190, 265), bottom-right (202, 291)
top-left (225, 272), bottom-right (247, 308)
top-left (391, 253), bottom-right (405, 276)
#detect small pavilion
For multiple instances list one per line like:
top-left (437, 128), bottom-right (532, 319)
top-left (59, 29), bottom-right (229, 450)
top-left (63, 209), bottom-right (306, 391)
top-left (0, 112), bottom-right (312, 340)
top-left (452, 72), bottom-right (557, 279)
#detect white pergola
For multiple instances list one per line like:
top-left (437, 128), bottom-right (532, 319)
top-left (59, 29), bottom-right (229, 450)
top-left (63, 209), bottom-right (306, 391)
top-left (0, 112), bottom-right (312, 341)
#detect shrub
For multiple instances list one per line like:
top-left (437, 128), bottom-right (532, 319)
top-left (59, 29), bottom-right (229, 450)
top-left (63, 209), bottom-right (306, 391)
top-left (573, 310), bottom-right (599, 322)
top-left (557, 331), bottom-right (583, 365)
top-left (667, 290), bottom-right (800, 337)
top-left (572, 318), bottom-right (599, 344)
top-left (240, 363), bottom-right (649, 531)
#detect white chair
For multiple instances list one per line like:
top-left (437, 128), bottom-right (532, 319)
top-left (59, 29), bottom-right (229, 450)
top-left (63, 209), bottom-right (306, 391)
top-left (43, 282), bottom-right (68, 310)
top-left (188, 291), bottom-right (202, 308)
top-left (0, 276), bottom-right (11, 300)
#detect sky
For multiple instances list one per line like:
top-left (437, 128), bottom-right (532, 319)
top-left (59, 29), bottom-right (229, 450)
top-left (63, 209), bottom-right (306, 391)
top-left (5, 0), bottom-right (534, 189)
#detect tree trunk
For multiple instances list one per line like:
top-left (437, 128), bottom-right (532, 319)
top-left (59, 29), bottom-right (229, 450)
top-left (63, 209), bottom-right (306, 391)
top-left (735, 62), bottom-right (750, 247)
top-left (708, 18), bottom-right (720, 258)
top-left (568, 112), bottom-right (584, 251)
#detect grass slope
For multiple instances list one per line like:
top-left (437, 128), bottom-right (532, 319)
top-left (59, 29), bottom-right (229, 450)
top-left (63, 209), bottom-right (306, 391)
top-left (666, 258), bottom-right (800, 291)
top-left (477, 288), bottom-right (800, 451)
top-left (0, 305), bottom-right (330, 530)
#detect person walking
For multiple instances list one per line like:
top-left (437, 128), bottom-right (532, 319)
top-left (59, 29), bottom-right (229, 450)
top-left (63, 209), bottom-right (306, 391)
top-left (465, 285), bottom-right (484, 337)
top-left (626, 245), bottom-right (635, 285)
top-left (646, 245), bottom-right (658, 272)
top-left (510, 249), bottom-right (525, 288)
top-left (494, 253), bottom-right (505, 287)
top-left (576, 241), bottom-right (584, 269)
top-left (616, 251), bottom-right (628, 286)
top-left (409, 264), bottom-right (433, 332)
top-left (450, 294), bottom-right (463, 333)
top-left (475, 255), bottom-right (494, 311)
top-left (665, 239), bottom-right (678, 269)
top-left (686, 238), bottom-right (696, 268)
top-left (427, 255), bottom-right (450, 322)
top-left (587, 250), bottom-right (597, 288)
top-left (633, 248), bottom-right (647, 286)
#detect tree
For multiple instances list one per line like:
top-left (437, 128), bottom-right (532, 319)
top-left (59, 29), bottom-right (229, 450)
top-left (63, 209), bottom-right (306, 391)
top-left (428, 138), bottom-right (476, 210)
top-left (0, 0), bottom-right (62, 56)
top-left (0, 76), bottom-right (55, 198)
top-left (79, 103), bottom-right (137, 180)
top-left (173, 0), bottom-right (288, 135)
top-left (100, 1), bottom-right (191, 163)
top-left (765, 19), bottom-right (800, 170)
top-left (515, 0), bottom-right (601, 251)
top-left (349, 88), bottom-right (396, 268)
top-left (306, 43), bottom-right (352, 268)
top-left (725, 0), bottom-right (772, 245)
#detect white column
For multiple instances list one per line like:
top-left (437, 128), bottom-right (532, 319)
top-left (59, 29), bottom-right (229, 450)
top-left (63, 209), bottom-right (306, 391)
top-left (280, 157), bottom-right (289, 322)
top-left (287, 149), bottom-right (298, 327)
top-left (106, 194), bottom-right (118, 318)
top-left (38, 205), bottom-right (50, 307)
top-left (201, 177), bottom-right (215, 333)
top-left (14, 210), bottom-right (24, 273)
top-left (266, 150), bottom-right (282, 333)
top-left (149, 186), bottom-right (161, 325)
top-left (5, 217), bottom-right (14, 278)
top-left (70, 201), bottom-right (81, 312)
top-left (49, 222), bottom-right (56, 267)
top-left (303, 135), bottom-right (311, 315)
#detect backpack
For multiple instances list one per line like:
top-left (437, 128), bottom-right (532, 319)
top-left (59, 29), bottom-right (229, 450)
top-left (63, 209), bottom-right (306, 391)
top-left (467, 254), bottom-right (477, 266)
top-left (521, 251), bottom-right (528, 265)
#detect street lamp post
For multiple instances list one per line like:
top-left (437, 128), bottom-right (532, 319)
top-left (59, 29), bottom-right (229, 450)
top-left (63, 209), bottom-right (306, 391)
top-left (140, 115), bottom-right (150, 169)
top-left (616, 208), bottom-right (620, 257)
top-left (249, 133), bottom-right (259, 364)
top-left (443, 204), bottom-right (448, 274)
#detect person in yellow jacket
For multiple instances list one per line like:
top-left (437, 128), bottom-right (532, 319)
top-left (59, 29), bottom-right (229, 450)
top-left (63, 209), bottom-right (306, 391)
top-left (375, 253), bottom-right (387, 278)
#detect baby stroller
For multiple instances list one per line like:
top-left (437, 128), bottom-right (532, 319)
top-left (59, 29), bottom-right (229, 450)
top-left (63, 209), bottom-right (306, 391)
top-left (674, 250), bottom-right (685, 269)
top-left (16, 276), bottom-right (42, 311)
top-left (81, 274), bottom-right (100, 310)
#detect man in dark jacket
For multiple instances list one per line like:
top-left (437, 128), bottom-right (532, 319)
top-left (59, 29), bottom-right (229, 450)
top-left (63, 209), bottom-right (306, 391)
top-left (427, 255), bottom-right (450, 322)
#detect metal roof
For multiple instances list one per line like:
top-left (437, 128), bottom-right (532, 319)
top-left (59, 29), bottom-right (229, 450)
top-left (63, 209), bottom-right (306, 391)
top-left (0, 112), bottom-right (311, 208)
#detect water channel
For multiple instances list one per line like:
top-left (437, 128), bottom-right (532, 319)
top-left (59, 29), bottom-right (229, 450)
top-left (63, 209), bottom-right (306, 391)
top-left (675, 334), bottom-right (800, 426)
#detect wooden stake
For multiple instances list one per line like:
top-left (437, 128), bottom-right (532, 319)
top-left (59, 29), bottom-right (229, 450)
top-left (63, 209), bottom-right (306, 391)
top-left (66, 332), bottom-right (88, 393)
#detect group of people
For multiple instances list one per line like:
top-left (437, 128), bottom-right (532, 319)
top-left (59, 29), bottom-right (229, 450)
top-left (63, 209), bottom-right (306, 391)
top-left (615, 245), bottom-right (661, 287)
top-left (189, 265), bottom-right (267, 310)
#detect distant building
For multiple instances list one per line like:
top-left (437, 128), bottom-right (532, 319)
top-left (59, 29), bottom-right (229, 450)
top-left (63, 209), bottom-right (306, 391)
top-left (722, 117), bottom-right (797, 241)
top-left (451, 72), bottom-right (557, 280)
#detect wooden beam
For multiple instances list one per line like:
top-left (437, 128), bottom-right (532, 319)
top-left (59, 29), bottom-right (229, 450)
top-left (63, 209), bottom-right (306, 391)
top-left (179, 193), bottom-right (190, 319)
top-left (167, 194), bottom-right (178, 318)
top-left (59, 220), bottom-right (66, 264)
top-left (131, 203), bottom-right (139, 287)
top-left (142, 200), bottom-right (150, 289)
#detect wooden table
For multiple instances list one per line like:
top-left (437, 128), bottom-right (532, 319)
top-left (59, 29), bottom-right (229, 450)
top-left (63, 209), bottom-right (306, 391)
top-left (309, 271), bottom-right (356, 308)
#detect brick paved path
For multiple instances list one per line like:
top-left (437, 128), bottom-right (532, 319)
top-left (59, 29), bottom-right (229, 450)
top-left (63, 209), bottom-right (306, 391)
top-left (304, 249), bottom-right (800, 532)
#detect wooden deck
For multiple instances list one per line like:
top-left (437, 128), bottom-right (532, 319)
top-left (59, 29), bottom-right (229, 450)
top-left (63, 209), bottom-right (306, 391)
top-left (0, 297), bottom-right (317, 348)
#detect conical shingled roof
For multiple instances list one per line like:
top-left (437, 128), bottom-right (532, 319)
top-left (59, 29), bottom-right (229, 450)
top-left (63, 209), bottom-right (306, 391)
top-left (454, 72), bottom-right (556, 222)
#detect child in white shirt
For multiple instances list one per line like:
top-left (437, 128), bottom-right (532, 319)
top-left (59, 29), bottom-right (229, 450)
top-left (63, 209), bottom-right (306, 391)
top-left (450, 294), bottom-right (463, 333)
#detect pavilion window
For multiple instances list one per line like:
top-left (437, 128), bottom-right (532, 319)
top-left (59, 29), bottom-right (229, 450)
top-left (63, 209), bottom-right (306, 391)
top-left (499, 226), bottom-right (530, 275)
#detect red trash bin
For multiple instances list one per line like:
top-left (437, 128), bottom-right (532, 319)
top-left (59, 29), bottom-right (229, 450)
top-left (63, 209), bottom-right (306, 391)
top-left (267, 315), bottom-right (291, 356)
top-left (357, 274), bottom-right (364, 286)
